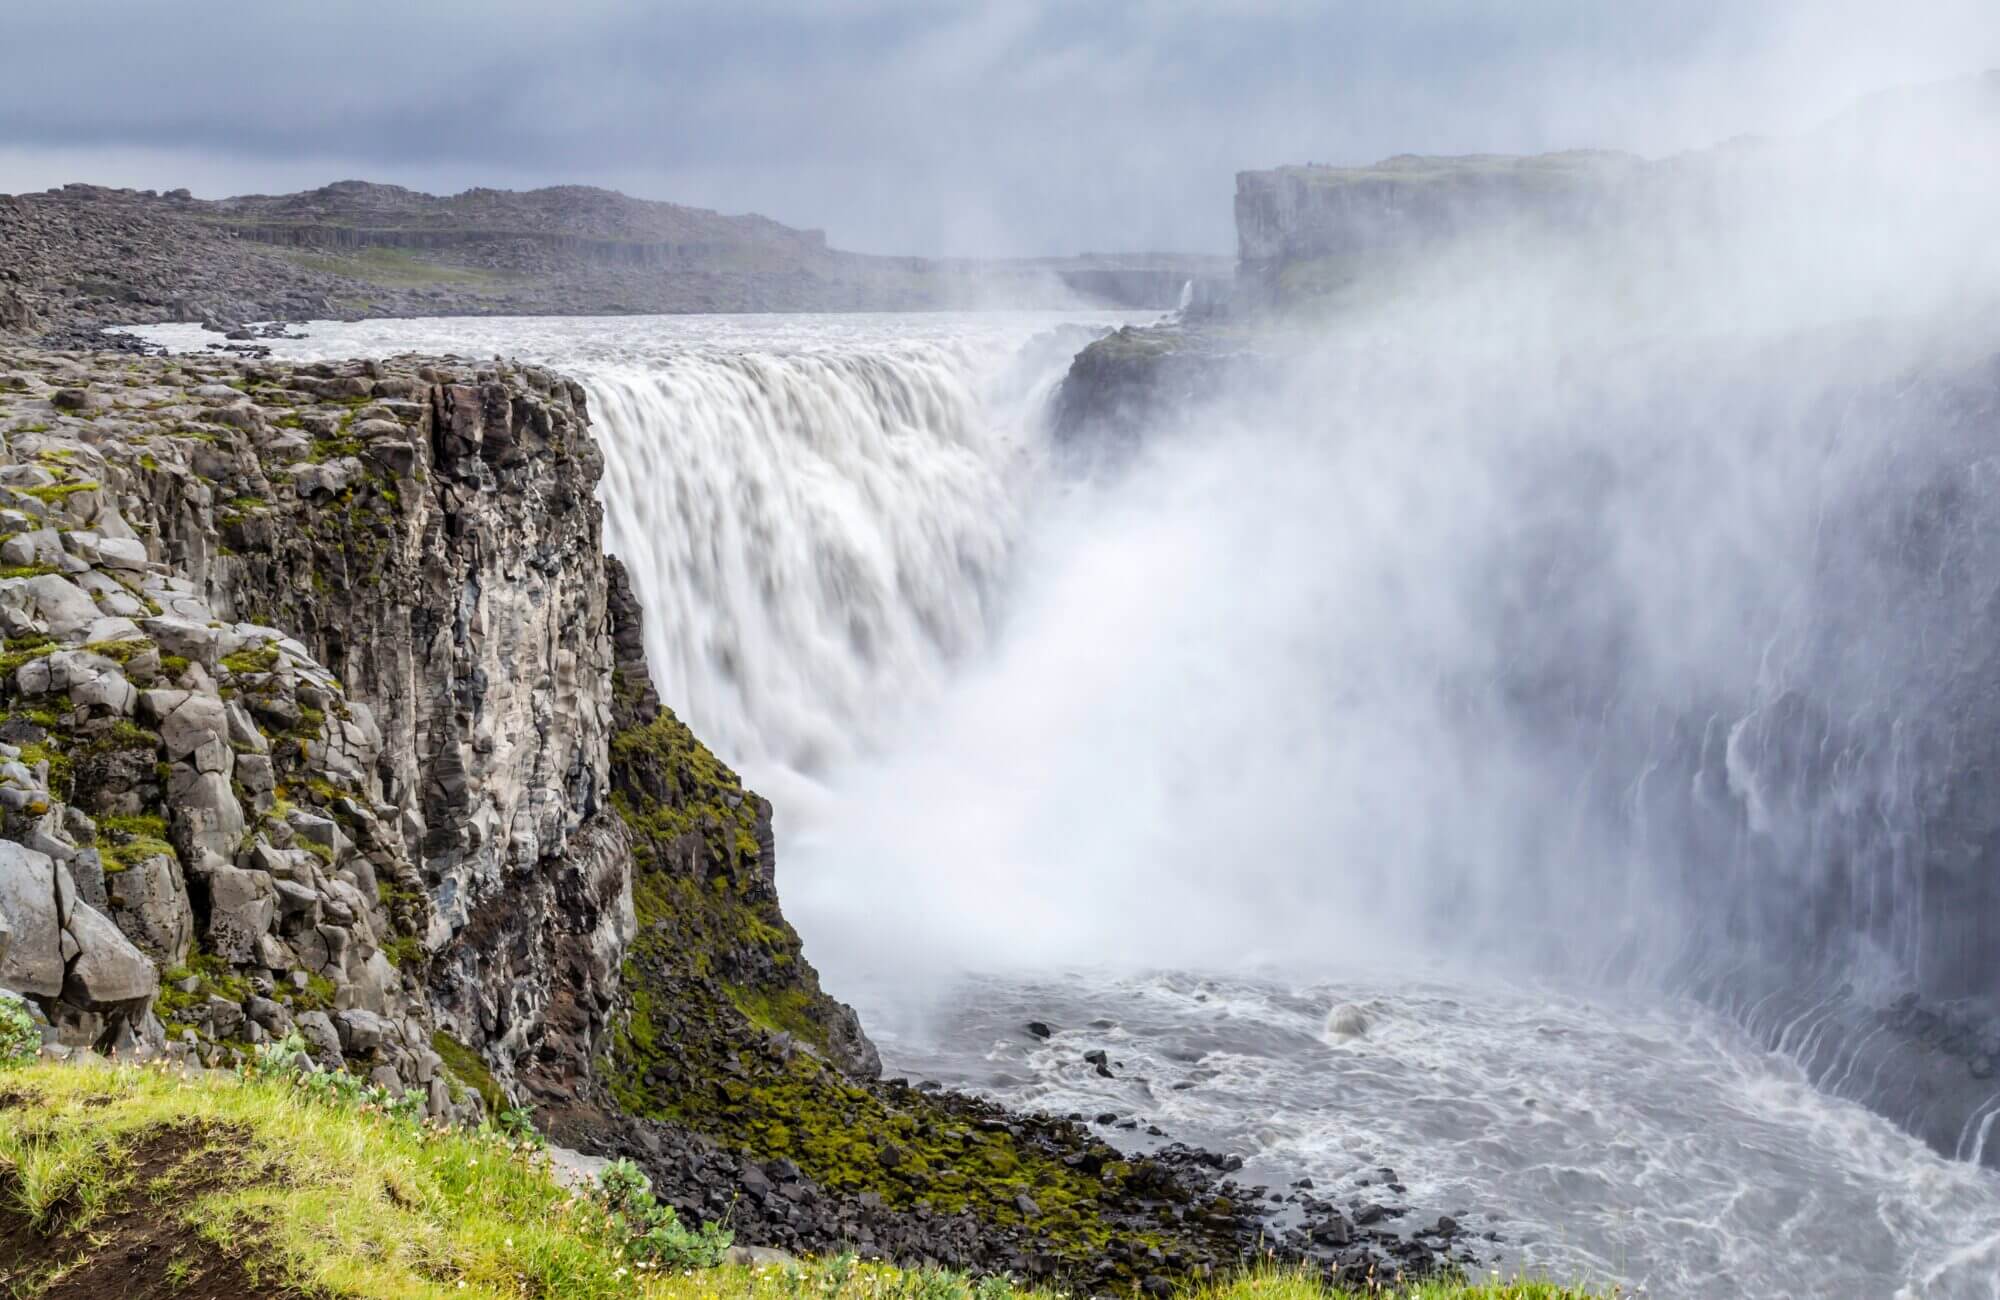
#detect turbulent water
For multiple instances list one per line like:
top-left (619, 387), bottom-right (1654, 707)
top-left (139, 312), bottom-right (2000, 1298)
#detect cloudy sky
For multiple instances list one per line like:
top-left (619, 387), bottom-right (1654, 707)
top-left (1, 1), bottom-right (1994, 256)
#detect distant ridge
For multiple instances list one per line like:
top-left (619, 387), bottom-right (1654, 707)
top-left (0, 180), bottom-right (1225, 337)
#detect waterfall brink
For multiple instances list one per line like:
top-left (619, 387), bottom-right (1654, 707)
top-left (582, 330), bottom-right (1082, 797)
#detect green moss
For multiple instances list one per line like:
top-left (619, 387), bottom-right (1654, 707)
top-left (82, 637), bottom-right (154, 666)
top-left (0, 564), bottom-right (58, 581)
top-left (0, 634), bottom-right (56, 678)
top-left (21, 480), bottom-right (99, 505)
top-left (274, 971), bottom-right (337, 1013)
top-left (97, 812), bottom-right (176, 874)
top-left (220, 643), bottom-right (280, 674)
top-left (609, 709), bottom-right (764, 869)
top-left (158, 653), bottom-right (191, 677)
top-left (380, 934), bottom-right (424, 969)
top-left (431, 1030), bottom-right (506, 1114)
top-left (80, 720), bottom-right (160, 756)
top-left (155, 950), bottom-right (253, 1031)
top-left (724, 984), bottom-right (831, 1043)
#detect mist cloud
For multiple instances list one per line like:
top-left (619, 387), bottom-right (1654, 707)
top-left (2, 0), bottom-right (1995, 256)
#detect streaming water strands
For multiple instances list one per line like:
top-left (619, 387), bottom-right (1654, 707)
top-left (586, 345), bottom-right (1025, 787)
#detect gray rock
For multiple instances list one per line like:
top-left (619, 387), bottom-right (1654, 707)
top-left (142, 617), bottom-right (222, 670)
top-left (61, 902), bottom-right (158, 1007)
top-left (224, 700), bottom-right (268, 752)
top-left (0, 840), bottom-right (63, 996)
top-left (19, 574), bottom-right (100, 637)
top-left (200, 865), bottom-right (276, 962)
top-left (167, 766), bottom-right (245, 869)
top-left (95, 537), bottom-right (150, 570)
top-left (103, 852), bottom-right (192, 967)
top-left (335, 1007), bottom-right (391, 1054)
top-left (204, 995), bottom-right (245, 1039)
top-left (0, 528), bottom-right (62, 568)
top-left (235, 752), bottom-right (274, 792)
top-left (152, 692), bottom-right (228, 759)
top-left (294, 1010), bottom-right (342, 1066)
top-left (68, 664), bottom-right (136, 716)
top-left (246, 996), bottom-right (292, 1036)
top-left (272, 878), bottom-right (319, 919)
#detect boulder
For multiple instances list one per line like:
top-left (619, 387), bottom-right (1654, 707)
top-left (0, 528), bottom-right (63, 568)
top-left (334, 1007), bottom-right (390, 1054)
top-left (0, 840), bottom-right (62, 995)
top-left (103, 852), bottom-right (193, 966)
top-left (168, 766), bottom-right (245, 869)
top-left (150, 691), bottom-right (228, 759)
top-left (246, 995), bottom-right (291, 1036)
top-left (95, 537), bottom-right (150, 571)
top-left (61, 902), bottom-right (158, 1007)
top-left (141, 617), bottom-right (222, 670)
top-left (20, 575), bottom-right (100, 637)
top-left (201, 865), bottom-right (276, 963)
top-left (295, 1009), bottom-right (343, 1066)
top-left (68, 664), bottom-right (136, 716)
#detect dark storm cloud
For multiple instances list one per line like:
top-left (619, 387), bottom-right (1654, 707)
top-left (1, 0), bottom-right (1994, 255)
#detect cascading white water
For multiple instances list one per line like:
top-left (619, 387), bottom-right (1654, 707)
top-left (586, 345), bottom-right (1023, 793)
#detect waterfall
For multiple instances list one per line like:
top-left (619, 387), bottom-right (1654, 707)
top-left (579, 326), bottom-right (1096, 803)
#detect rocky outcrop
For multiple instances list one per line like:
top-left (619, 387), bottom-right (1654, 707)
top-left (1233, 152), bottom-right (1642, 310)
top-left (1050, 323), bottom-right (1262, 443)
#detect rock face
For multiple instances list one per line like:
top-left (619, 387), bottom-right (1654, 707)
top-left (0, 346), bottom-right (720, 1112)
top-left (1233, 152), bottom-right (1642, 309)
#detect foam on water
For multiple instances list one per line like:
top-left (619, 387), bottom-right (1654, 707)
top-left (854, 968), bottom-right (2000, 1299)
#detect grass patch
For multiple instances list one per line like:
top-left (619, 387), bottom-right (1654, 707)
top-left (430, 1030), bottom-right (505, 1115)
top-left (0, 1060), bottom-right (1607, 1300)
top-left (96, 812), bottom-right (175, 874)
top-left (82, 636), bottom-right (155, 666)
top-left (220, 643), bottom-right (280, 674)
top-left (0, 633), bottom-right (56, 678)
top-left (20, 479), bottom-right (99, 505)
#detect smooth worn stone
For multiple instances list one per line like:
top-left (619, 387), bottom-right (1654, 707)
top-left (61, 901), bottom-right (158, 1007)
top-left (0, 840), bottom-right (63, 996)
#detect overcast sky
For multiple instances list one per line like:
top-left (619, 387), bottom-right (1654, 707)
top-left (1, 1), bottom-right (1994, 257)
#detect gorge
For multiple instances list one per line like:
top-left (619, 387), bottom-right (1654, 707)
top-left (4, 66), bottom-right (2000, 1300)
